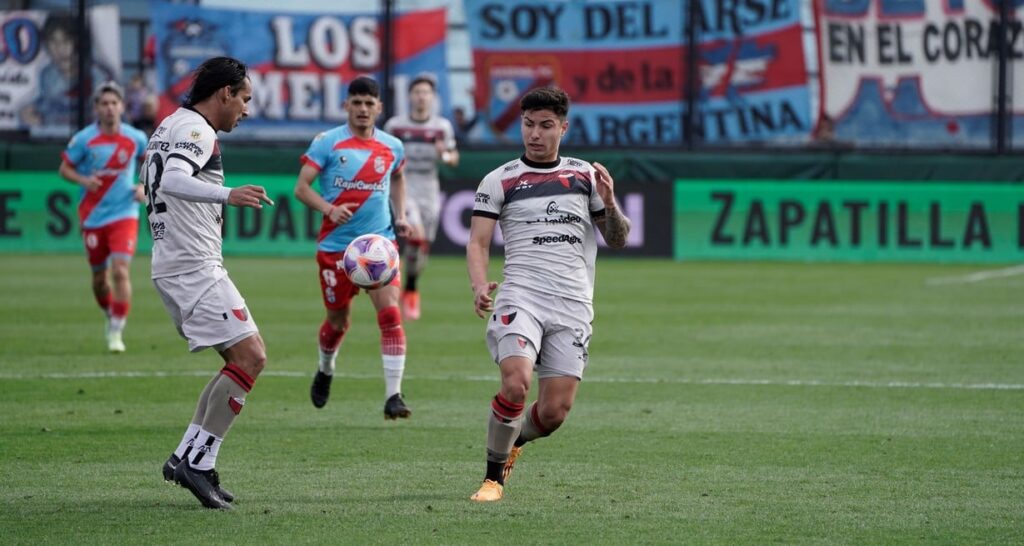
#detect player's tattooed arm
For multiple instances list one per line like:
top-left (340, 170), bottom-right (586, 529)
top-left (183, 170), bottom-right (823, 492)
top-left (592, 161), bottom-right (631, 249)
top-left (599, 204), bottom-right (631, 249)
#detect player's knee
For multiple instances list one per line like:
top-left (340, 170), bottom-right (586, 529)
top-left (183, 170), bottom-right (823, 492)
top-left (538, 400), bottom-right (573, 430)
top-left (110, 265), bottom-right (130, 284)
top-left (234, 338), bottom-right (267, 377)
top-left (326, 311), bottom-right (350, 332)
top-left (377, 305), bottom-right (401, 331)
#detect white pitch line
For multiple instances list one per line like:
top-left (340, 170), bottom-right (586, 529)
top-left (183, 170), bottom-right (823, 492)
top-left (926, 264), bottom-right (1024, 286)
top-left (0, 370), bottom-right (1021, 391)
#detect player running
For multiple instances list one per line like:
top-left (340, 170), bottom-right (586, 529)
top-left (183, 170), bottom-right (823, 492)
top-left (294, 76), bottom-right (413, 419)
top-left (58, 81), bottom-right (149, 353)
top-left (383, 74), bottom-right (458, 320)
top-left (147, 57), bottom-right (273, 510)
top-left (466, 87), bottom-right (632, 502)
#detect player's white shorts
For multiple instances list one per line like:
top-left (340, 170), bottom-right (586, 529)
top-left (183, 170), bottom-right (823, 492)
top-left (485, 286), bottom-right (593, 379)
top-left (153, 265), bottom-right (259, 353)
top-left (405, 192), bottom-right (440, 243)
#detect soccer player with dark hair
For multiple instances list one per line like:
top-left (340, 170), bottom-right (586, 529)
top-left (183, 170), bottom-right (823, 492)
top-left (294, 76), bottom-right (414, 419)
top-left (147, 56), bottom-right (274, 510)
top-left (383, 73), bottom-right (459, 320)
top-left (466, 86), bottom-right (632, 501)
top-left (59, 82), bottom-right (149, 352)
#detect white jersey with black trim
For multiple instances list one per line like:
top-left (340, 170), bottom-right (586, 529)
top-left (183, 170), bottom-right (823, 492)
top-left (383, 114), bottom-right (455, 198)
top-left (143, 107), bottom-right (226, 279)
top-left (472, 155), bottom-right (607, 304)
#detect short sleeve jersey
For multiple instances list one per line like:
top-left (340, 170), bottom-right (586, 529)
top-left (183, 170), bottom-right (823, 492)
top-left (472, 155), bottom-right (607, 304)
top-left (62, 122), bottom-right (149, 229)
top-left (383, 114), bottom-right (455, 196)
top-left (300, 125), bottom-right (405, 253)
top-left (144, 107), bottom-right (226, 278)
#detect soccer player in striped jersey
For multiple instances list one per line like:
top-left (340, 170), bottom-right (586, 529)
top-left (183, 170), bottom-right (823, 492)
top-left (294, 76), bottom-right (414, 419)
top-left (467, 87), bottom-right (632, 501)
top-left (148, 57), bottom-right (274, 510)
top-left (383, 74), bottom-right (459, 320)
top-left (59, 81), bottom-right (149, 353)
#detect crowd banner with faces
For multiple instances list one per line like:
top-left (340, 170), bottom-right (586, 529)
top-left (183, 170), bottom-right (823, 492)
top-left (0, 6), bottom-right (121, 138)
top-left (151, 3), bottom-right (449, 140)
top-left (463, 0), bottom-right (813, 146)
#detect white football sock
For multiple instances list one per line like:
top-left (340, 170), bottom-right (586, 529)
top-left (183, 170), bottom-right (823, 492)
top-left (382, 355), bottom-right (405, 398)
top-left (173, 423), bottom-right (201, 459)
top-left (189, 428), bottom-right (223, 471)
top-left (318, 347), bottom-right (337, 375)
top-left (108, 316), bottom-right (126, 334)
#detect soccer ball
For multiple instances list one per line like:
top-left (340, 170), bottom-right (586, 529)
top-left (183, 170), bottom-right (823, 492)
top-left (342, 234), bottom-right (400, 290)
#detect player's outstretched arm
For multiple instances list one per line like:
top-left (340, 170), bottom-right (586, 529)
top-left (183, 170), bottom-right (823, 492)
top-left (226, 185), bottom-right (274, 209)
top-left (467, 215), bottom-right (498, 319)
top-left (592, 161), bottom-right (631, 249)
top-left (160, 161), bottom-right (273, 209)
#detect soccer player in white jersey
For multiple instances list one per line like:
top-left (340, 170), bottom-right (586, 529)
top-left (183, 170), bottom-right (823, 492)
top-left (466, 87), bottom-right (632, 502)
top-left (383, 75), bottom-right (458, 320)
top-left (144, 57), bottom-right (273, 510)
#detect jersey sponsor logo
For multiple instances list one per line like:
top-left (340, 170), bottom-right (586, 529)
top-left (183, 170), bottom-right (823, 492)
top-left (527, 201), bottom-right (583, 225)
top-left (503, 161), bottom-right (521, 173)
top-left (232, 307), bottom-right (249, 321)
top-left (500, 311), bottom-right (517, 325)
top-left (174, 141), bottom-right (204, 157)
top-left (566, 158), bottom-right (585, 168)
top-left (532, 234), bottom-right (583, 245)
top-left (333, 177), bottom-right (386, 191)
top-left (510, 180), bottom-right (532, 193)
top-left (526, 213), bottom-right (583, 225)
top-left (475, 192), bottom-right (491, 204)
top-left (228, 396), bottom-right (245, 415)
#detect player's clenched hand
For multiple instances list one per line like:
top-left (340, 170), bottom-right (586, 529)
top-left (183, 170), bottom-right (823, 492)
top-left (228, 185), bottom-right (274, 209)
top-left (394, 218), bottom-right (411, 238)
top-left (473, 281), bottom-right (499, 319)
top-left (133, 184), bottom-right (146, 203)
top-left (592, 161), bottom-right (616, 204)
top-left (81, 175), bottom-right (103, 192)
top-left (327, 202), bottom-right (355, 224)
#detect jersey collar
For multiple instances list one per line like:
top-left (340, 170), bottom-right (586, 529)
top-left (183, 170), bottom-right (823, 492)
top-left (520, 154), bottom-right (561, 170)
top-left (184, 105), bottom-right (218, 131)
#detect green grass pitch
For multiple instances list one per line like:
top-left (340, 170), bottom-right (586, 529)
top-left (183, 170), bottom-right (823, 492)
top-left (1, 255), bottom-right (1022, 544)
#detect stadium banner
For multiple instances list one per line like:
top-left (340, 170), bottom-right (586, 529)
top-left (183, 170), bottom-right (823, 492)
top-left (814, 0), bottom-right (1024, 148)
top-left (0, 172), bottom-right (672, 257)
top-left (675, 180), bottom-right (1024, 263)
top-left (0, 7), bottom-right (121, 138)
top-left (463, 0), bottom-right (812, 146)
top-left (151, 4), bottom-right (448, 140)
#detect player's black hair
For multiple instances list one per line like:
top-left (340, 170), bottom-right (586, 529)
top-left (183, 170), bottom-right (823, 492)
top-left (41, 14), bottom-right (76, 46)
top-left (183, 56), bottom-right (249, 107)
top-left (408, 74), bottom-right (437, 92)
top-left (348, 76), bottom-right (381, 98)
top-left (520, 87), bottom-right (570, 118)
